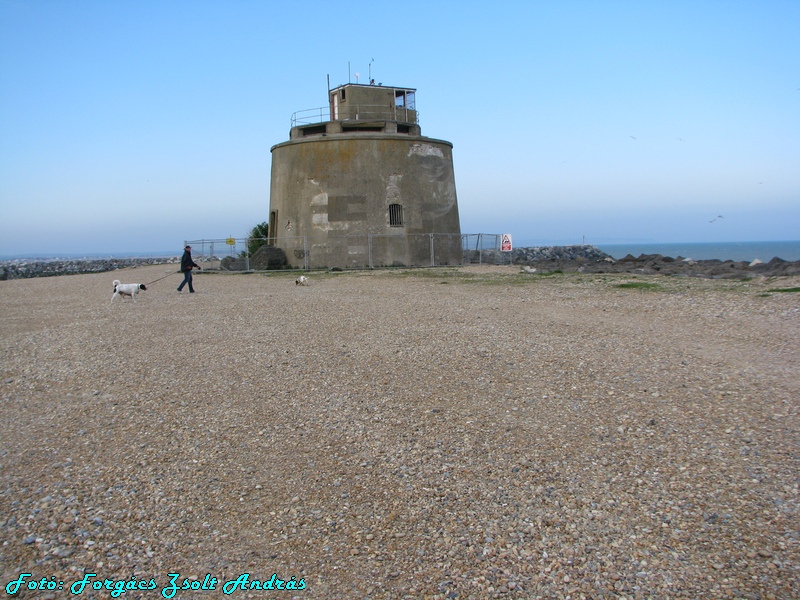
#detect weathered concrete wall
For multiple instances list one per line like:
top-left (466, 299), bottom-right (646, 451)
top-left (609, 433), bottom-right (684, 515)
top-left (269, 133), bottom-right (461, 269)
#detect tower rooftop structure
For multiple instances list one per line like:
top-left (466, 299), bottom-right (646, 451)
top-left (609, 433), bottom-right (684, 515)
top-left (289, 83), bottom-right (421, 139)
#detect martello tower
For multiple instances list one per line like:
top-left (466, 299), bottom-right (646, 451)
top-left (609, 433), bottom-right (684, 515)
top-left (268, 82), bottom-right (461, 269)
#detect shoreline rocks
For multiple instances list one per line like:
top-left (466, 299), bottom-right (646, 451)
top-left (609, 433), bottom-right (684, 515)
top-left (466, 244), bottom-right (611, 266)
top-left (517, 251), bottom-right (800, 279)
top-left (475, 245), bottom-right (800, 279)
top-left (0, 257), bottom-right (179, 280)
top-left (2, 245), bottom-right (798, 280)
top-left (514, 244), bottom-right (612, 262)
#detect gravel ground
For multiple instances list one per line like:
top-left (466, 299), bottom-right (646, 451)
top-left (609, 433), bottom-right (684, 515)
top-left (1, 265), bottom-right (798, 599)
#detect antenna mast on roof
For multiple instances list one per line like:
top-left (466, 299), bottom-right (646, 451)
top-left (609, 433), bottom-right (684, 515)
top-left (369, 58), bottom-right (375, 84)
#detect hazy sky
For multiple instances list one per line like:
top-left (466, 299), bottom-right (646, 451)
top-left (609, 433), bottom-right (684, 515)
top-left (1, 0), bottom-right (798, 256)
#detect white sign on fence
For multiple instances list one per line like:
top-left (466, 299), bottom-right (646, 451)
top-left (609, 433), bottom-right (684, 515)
top-left (501, 234), bottom-right (513, 252)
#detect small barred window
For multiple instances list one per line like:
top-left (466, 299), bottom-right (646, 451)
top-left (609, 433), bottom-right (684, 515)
top-left (389, 204), bottom-right (404, 227)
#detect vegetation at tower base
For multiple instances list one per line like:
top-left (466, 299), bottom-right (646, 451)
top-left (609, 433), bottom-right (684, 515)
top-left (243, 222), bottom-right (269, 257)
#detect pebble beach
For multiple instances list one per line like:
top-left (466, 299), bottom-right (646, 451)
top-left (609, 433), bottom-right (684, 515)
top-left (1, 265), bottom-right (798, 599)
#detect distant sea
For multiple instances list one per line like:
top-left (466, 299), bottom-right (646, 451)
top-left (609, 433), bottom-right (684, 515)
top-left (595, 241), bottom-right (800, 262)
top-left (0, 250), bottom-right (177, 261)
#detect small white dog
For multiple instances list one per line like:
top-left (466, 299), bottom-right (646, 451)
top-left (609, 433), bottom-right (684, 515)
top-left (111, 279), bottom-right (147, 303)
top-left (295, 275), bottom-right (308, 286)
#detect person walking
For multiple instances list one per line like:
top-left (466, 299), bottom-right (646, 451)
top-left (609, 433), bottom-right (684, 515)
top-left (177, 245), bottom-right (201, 293)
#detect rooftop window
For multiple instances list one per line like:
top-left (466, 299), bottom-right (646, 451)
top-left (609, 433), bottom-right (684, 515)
top-left (395, 90), bottom-right (416, 110)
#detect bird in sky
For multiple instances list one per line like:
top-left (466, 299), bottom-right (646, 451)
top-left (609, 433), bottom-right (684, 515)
top-left (709, 215), bottom-right (724, 223)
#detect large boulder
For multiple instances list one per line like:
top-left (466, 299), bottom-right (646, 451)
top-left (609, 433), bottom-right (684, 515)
top-left (250, 245), bottom-right (288, 269)
top-left (220, 246), bottom-right (288, 271)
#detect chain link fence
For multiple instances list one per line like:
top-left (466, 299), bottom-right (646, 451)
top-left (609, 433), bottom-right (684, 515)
top-left (184, 233), bottom-right (512, 271)
top-left (461, 234), bottom-right (515, 266)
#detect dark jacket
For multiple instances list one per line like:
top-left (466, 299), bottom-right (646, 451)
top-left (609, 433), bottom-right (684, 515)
top-left (180, 250), bottom-right (200, 272)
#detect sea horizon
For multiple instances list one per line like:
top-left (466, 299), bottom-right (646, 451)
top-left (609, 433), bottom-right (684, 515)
top-left (595, 240), bottom-right (800, 262)
top-left (2, 239), bottom-right (799, 264)
top-left (504, 238), bottom-right (800, 262)
top-left (0, 250), bottom-right (181, 262)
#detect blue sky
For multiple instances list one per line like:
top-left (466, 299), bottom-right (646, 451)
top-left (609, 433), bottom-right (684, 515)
top-left (1, 0), bottom-right (798, 256)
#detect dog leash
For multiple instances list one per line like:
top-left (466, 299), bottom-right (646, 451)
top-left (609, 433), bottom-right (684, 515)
top-left (145, 270), bottom-right (180, 286)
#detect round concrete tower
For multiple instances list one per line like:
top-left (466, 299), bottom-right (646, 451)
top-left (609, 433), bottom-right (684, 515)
top-left (268, 83), bottom-right (461, 269)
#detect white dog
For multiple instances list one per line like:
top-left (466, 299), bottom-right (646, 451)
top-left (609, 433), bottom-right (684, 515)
top-left (295, 275), bottom-right (308, 286)
top-left (111, 279), bottom-right (147, 303)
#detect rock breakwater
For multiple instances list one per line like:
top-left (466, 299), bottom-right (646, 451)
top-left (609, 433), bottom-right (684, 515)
top-left (3, 245), bottom-right (798, 280)
top-left (0, 257), bottom-right (179, 280)
top-left (513, 244), bottom-right (612, 262)
top-left (466, 244), bottom-right (610, 266)
top-left (516, 250), bottom-right (800, 279)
